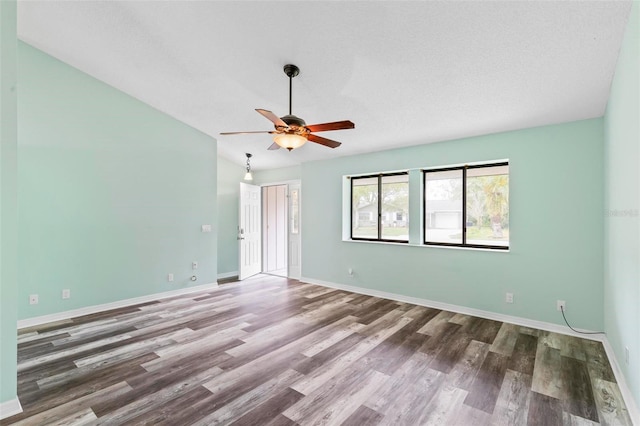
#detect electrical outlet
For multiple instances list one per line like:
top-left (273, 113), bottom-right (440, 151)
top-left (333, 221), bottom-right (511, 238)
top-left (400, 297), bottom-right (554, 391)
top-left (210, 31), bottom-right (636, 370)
top-left (192, 261), bottom-right (198, 270)
top-left (557, 300), bottom-right (566, 311)
top-left (505, 292), bottom-right (514, 303)
top-left (168, 273), bottom-right (174, 282)
top-left (29, 294), bottom-right (39, 305)
top-left (62, 289), bottom-right (71, 299)
top-left (348, 268), bottom-right (354, 276)
top-left (625, 347), bottom-right (630, 365)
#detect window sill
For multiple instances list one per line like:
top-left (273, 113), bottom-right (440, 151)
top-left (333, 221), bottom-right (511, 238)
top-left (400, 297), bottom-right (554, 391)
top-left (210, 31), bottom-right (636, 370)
top-left (342, 238), bottom-right (510, 253)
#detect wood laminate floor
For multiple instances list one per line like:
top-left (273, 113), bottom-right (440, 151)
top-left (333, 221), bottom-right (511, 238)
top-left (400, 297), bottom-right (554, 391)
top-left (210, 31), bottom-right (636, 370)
top-left (2, 275), bottom-right (634, 425)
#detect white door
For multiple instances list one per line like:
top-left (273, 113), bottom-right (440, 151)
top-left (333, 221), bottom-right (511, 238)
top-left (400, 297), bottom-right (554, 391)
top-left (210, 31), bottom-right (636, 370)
top-left (288, 182), bottom-right (301, 279)
top-left (239, 182), bottom-right (261, 280)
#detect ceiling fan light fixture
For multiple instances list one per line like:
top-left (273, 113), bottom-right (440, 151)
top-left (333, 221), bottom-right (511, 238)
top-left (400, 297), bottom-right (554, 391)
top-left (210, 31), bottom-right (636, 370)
top-left (273, 133), bottom-right (307, 151)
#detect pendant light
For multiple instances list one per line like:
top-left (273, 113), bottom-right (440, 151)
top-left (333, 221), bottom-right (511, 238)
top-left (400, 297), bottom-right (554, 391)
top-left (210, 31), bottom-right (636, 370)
top-left (244, 153), bottom-right (253, 181)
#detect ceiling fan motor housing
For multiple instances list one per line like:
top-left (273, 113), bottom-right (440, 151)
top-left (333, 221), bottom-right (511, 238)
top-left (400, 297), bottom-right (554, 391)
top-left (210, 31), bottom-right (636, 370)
top-left (281, 114), bottom-right (306, 129)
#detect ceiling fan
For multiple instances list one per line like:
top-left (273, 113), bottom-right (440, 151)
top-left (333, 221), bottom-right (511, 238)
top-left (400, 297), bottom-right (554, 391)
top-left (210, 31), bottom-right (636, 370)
top-left (221, 64), bottom-right (355, 151)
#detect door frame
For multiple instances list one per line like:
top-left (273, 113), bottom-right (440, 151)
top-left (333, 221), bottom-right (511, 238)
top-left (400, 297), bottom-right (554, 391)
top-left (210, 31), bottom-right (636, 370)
top-left (256, 179), bottom-right (302, 279)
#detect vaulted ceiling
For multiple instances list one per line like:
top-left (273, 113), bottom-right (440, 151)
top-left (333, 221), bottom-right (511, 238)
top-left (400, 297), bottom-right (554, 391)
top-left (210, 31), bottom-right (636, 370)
top-left (18, 1), bottom-right (632, 170)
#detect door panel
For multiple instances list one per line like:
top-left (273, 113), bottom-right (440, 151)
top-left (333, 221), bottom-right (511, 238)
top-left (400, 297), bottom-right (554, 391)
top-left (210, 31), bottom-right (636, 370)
top-left (239, 182), bottom-right (261, 280)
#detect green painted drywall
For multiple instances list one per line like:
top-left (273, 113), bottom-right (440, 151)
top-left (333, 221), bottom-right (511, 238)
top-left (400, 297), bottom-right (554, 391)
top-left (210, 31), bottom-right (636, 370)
top-left (17, 42), bottom-right (217, 320)
top-left (604, 0), bottom-right (640, 410)
top-left (252, 165), bottom-right (301, 185)
top-left (302, 119), bottom-right (604, 330)
top-left (217, 156), bottom-right (245, 277)
top-left (0, 0), bottom-right (18, 407)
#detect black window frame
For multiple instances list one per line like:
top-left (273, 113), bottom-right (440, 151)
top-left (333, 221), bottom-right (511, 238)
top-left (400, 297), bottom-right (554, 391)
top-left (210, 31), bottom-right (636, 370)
top-left (423, 162), bottom-right (509, 250)
top-left (350, 172), bottom-right (409, 243)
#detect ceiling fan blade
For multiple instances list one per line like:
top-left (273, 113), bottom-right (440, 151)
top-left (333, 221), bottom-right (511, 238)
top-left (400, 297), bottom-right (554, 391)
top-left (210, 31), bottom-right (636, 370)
top-left (220, 130), bottom-right (274, 135)
top-left (307, 133), bottom-right (342, 149)
top-left (305, 120), bottom-right (355, 133)
top-left (268, 142), bottom-right (280, 151)
top-left (256, 109), bottom-right (288, 127)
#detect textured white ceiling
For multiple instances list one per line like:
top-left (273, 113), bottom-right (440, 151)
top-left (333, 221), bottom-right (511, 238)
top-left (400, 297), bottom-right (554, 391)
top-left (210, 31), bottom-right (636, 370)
top-left (17, 1), bottom-right (632, 170)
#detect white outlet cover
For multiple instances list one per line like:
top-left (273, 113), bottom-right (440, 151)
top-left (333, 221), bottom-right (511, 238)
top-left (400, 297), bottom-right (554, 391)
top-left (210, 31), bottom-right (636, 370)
top-left (168, 273), bottom-right (174, 282)
top-left (201, 225), bottom-right (212, 233)
top-left (29, 294), bottom-right (38, 305)
top-left (62, 289), bottom-right (70, 299)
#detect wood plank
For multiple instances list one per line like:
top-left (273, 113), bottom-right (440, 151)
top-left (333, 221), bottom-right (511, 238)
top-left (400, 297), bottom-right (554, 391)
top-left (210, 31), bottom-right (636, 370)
top-left (229, 387), bottom-right (305, 426)
top-left (531, 344), bottom-right (563, 399)
top-left (283, 366), bottom-right (388, 425)
top-left (526, 391), bottom-right (563, 426)
top-left (463, 351), bottom-right (509, 414)
top-left (591, 378), bottom-right (634, 426)
top-left (560, 355), bottom-right (599, 422)
top-left (341, 405), bottom-right (383, 426)
top-left (507, 332), bottom-right (537, 375)
top-left (490, 369), bottom-right (532, 426)
top-left (192, 369), bottom-right (303, 426)
top-left (489, 322), bottom-right (519, 356)
top-left (445, 339), bottom-right (490, 391)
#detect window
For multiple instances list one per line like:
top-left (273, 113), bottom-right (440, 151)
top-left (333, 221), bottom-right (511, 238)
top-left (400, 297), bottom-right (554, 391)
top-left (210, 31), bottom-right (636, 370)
top-left (351, 172), bottom-right (409, 242)
top-left (424, 162), bottom-right (509, 249)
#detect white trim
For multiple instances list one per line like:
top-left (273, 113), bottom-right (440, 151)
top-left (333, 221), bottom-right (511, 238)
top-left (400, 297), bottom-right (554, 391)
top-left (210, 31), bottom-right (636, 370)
top-left (257, 179), bottom-right (300, 187)
top-left (17, 282), bottom-right (218, 329)
top-left (601, 338), bottom-right (640, 425)
top-left (217, 271), bottom-right (239, 280)
top-left (341, 238), bottom-right (510, 253)
top-left (300, 276), bottom-right (640, 424)
top-left (0, 397), bottom-right (22, 420)
top-left (301, 276), bottom-right (603, 339)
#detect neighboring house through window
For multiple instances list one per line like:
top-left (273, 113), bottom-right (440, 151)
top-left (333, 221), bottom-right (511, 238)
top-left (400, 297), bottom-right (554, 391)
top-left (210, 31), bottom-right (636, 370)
top-left (351, 172), bottom-right (409, 242)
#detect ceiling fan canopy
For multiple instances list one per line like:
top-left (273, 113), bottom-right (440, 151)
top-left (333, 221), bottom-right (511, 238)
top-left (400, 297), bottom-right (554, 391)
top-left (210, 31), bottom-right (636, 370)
top-left (221, 64), bottom-right (354, 151)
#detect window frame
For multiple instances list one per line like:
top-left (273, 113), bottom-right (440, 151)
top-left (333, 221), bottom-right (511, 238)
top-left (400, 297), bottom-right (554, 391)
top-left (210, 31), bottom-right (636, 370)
top-left (423, 161), bottom-right (509, 250)
top-left (350, 172), bottom-right (409, 243)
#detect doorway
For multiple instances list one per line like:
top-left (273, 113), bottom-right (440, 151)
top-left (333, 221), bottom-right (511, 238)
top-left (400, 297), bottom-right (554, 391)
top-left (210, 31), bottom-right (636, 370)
top-left (238, 180), bottom-right (301, 281)
top-left (262, 185), bottom-right (288, 277)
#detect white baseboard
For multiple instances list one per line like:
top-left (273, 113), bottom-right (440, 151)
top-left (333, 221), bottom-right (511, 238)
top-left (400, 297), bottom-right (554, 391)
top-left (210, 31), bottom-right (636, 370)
top-left (601, 338), bottom-right (640, 424)
top-left (217, 271), bottom-right (239, 280)
top-left (0, 397), bottom-right (22, 420)
top-left (301, 277), bottom-right (603, 340)
top-left (301, 276), bottom-right (639, 424)
top-left (17, 282), bottom-right (219, 329)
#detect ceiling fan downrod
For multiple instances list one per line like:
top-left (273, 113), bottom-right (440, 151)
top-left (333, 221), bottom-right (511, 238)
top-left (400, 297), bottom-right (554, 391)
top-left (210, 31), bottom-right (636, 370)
top-left (283, 64), bottom-right (299, 116)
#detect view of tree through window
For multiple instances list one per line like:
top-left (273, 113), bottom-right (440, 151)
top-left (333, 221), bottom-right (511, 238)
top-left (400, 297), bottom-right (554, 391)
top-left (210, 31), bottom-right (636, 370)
top-left (351, 173), bottom-right (409, 242)
top-left (424, 163), bottom-right (509, 249)
top-left (466, 165), bottom-right (509, 247)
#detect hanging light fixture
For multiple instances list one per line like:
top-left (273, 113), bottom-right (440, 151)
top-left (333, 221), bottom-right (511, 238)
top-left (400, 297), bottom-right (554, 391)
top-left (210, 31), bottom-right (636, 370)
top-left (244, 153), bottom-right (253, 181)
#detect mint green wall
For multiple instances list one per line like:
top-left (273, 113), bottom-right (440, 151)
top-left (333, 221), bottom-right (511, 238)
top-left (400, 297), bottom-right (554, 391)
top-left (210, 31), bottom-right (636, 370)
top-left (0, 0), bottom-right (18, 407)
top-left (253, 165), bottom-right (301, 185)
top-left (302, 119), bottom-right (604, 330)
top-left (604, 0), bottom-right (639, 409)
top-left (17, 42), bottom-right (217, 320)
top-left (217, 156), bottom-right (244, 277)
